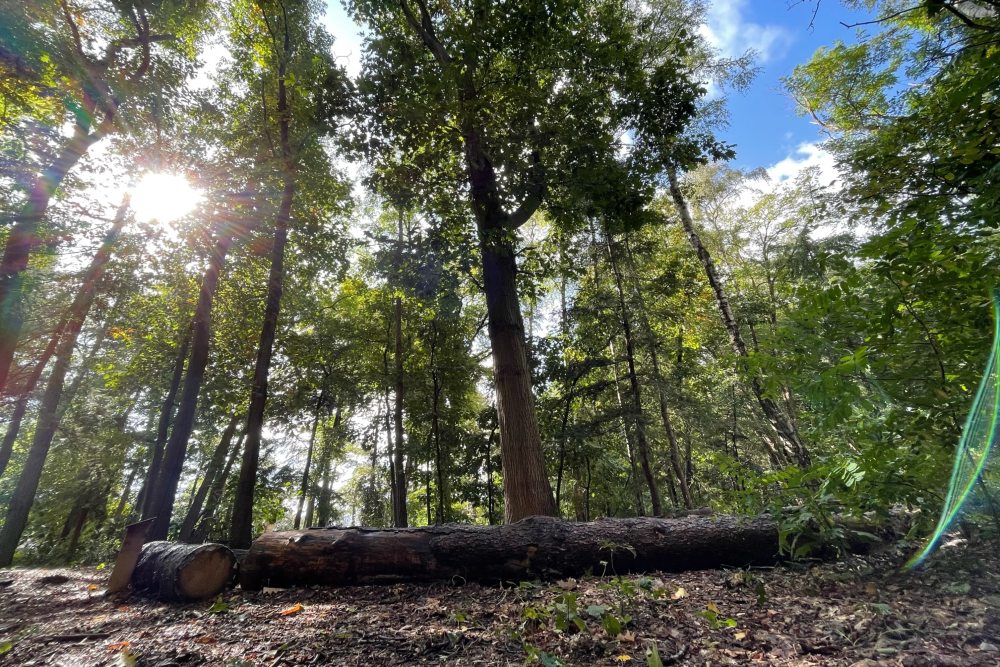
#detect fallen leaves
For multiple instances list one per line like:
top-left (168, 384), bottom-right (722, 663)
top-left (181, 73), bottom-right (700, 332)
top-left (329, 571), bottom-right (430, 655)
top-left (0, 541), bottom-right (997, 666)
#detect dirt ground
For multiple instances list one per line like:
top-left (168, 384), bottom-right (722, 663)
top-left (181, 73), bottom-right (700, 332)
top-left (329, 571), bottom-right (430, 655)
top-left (0, 537), bottom-right (997, 666)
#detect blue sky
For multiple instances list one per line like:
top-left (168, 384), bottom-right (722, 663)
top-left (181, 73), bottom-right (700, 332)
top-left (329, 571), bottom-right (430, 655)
top-left (320, 0), bottom-right (869, 181)
top-left (701, 0), bottom-right (866, 175)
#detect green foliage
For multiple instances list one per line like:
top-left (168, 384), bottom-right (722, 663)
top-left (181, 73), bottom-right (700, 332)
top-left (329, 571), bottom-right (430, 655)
top-left (1, 0), bottom-right (997, 567)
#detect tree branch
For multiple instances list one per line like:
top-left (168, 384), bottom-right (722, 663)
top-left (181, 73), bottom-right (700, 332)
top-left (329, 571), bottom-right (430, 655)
top-left (399, 0), bottom-right (451, 65)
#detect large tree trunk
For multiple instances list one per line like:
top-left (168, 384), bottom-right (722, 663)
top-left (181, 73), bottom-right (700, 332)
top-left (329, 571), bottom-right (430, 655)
top-left (0, 198), bottom-right (129, 565)
top-left (179, 411), bottom-right (241, 542)
top-left (606, 229), bottom-right (663, 516)
top-left (0, 125), bottom-right (107, 397)
top-left (132, 541), bottom-right (235, 601)
top-left (145, 231), bottom-right (235, 541)
top-left (239, 514), bottom-right (879, 590)
top-left (229, 43), bottom-right (295, 549)
top-left (479, 231), bottom-right (556, 522)
top-left (397, 7), bottom-right (553, 522)
top-left (667, 168), bottom-right (810, 468)
top-left (137, 324), bottom-right (191, 520)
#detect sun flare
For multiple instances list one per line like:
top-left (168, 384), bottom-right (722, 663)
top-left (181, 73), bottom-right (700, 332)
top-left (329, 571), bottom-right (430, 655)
top-left (130, 173), bottom-right (203, 223)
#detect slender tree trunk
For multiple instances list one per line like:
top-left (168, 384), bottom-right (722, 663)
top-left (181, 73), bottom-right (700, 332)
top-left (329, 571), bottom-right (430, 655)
top-left (554, 245), bottom-right (572, 515)
top-left (137, 325), bottom-right (191, 519)
top-left (0, 125), bottom-right (106, 397)
top-left (0, 312), bottom-right (70, 478)
top-left (229, 15), bottom-right (297, 546)
top-left (391, 212), bottom-right (408, 526)
top-left (112, 456), bottom-right (142, 523)
top-left (65, 506), bottom-right (89, 560)
top-left (0, 197), bottom-right (129, 565)
top-left (427, 319), bottom-right (446, 524)
top-left (316, 405), bottom-right (341, 528)
top-left (589, 222), bottom-right (643, 515)
top-left (485, 421), bottom-right (497, 525)
top-left (192, 429), bottom-right (245, 543)
top-left (623, 236), bottom-right (692, 508)
top-left (667, 168), bottom-right (810, 468)
top-left (606, 230), bottom-right (663, 516)
top-left (179, 411), bottom-right (241, 542)
top-left (294, 390), bottom-right (325, 530)
top-left (146, 229), bottom-right (235, 542)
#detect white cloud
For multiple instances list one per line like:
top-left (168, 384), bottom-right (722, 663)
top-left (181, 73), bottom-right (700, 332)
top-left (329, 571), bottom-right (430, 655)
top-left (699, 0), bottom-right (793, 63)
top-left (766, 142), bottom-right (839, 187)
top-left (730, 142), bottom-right (839, 210)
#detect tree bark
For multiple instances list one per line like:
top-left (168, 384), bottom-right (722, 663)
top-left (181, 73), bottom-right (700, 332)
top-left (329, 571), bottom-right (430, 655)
top-left (179, 411), bottom-right (241, 543)
top-left (391, 211), bottom-right (408, 527)
top-left (398, 3), bottom-right (554, 522)
top-left (239, 514), bottom-right (881, 590)
top-left (315, 404), bottom-right (341, 528)
top-left (480, 231), bottom-right (556, 522)
top-left (137, 324), bottom-right (191, 520)
top-left (606, 229), bottom-right (663, 516)
top-left (0, 197), bottom-right (129, 566)
top-left (146, 229), bottom-right (235, 541)
top-left (294, 391), bottom-right (324, 530)
top-left (229, 38), bottom-right (296, 548)
top-left (131, 541), bottom-right (235, 601)
top-left (192, 429), bottom-right (245, 544)
top-left (667, 168), bottom-right (810, 468)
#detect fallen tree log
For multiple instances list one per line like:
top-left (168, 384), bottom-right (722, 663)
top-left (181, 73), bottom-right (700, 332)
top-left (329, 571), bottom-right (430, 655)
top-left (240, 514), bottom-right (884, 590)
top-left (131, 541), bottom-right (235, 601)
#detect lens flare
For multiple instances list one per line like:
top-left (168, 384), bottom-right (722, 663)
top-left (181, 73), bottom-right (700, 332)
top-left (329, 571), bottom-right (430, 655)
top-left (905, 289), bottom-right (1000, 569)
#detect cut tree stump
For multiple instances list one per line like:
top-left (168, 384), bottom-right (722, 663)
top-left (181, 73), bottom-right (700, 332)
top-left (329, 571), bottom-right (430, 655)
top-left (239, 514), bottom-right (884, 590)
top-left (131, 541), bottom-right (235, 601)
top-left (106, 518), bottom-right (154, 595)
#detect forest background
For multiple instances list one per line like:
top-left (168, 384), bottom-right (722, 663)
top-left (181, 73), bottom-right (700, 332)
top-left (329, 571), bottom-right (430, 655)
top-left (0, 0), bottom-right (997, 565)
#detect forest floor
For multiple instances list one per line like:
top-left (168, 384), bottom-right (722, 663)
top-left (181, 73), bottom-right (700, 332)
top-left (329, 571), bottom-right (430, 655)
top-left (0, 537), bottom-right (998, 667)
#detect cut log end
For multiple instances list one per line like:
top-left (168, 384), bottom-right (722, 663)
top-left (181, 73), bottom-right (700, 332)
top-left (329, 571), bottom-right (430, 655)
top-left (177, 548), bottom-right (234, 600)
top-left (132, 541), bottom-right (235, 601)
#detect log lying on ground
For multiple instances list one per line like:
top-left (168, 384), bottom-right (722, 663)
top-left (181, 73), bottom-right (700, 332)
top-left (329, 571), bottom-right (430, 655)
top-left (240, 514), bottom-right (885, 590)
top-left (131, 541), bottom-right (235, 601)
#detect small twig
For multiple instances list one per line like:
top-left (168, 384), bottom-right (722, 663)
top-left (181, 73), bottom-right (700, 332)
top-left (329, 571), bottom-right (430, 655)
top-left (39, 632), bottom-right (110, 642)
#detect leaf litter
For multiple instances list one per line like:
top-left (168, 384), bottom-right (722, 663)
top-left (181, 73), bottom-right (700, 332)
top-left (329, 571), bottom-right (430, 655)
top-left (0, 538), bottom-right (996, 666)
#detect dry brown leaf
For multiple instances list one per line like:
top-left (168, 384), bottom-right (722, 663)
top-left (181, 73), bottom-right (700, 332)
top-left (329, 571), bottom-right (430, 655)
top-left (556, 578), bottom-right (577, 590)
